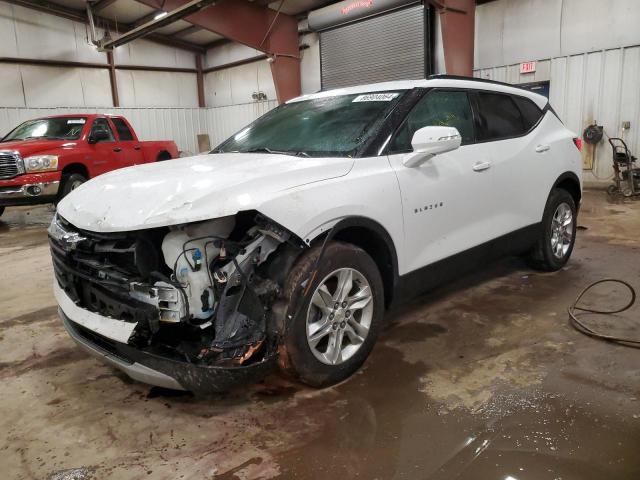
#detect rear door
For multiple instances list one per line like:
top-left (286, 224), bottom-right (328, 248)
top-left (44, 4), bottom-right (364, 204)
top-left (469, 91), bottom-right (547, 235)
top-left (87, 118), bottom-right (125, 176)
top-left (110, 117), bottom-right (145, 165)
top-left (386, 89), bottom-right (496, 273)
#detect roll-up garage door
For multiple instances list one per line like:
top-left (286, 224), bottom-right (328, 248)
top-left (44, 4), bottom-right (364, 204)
top-left (320, 4), bottom-right (425, 90)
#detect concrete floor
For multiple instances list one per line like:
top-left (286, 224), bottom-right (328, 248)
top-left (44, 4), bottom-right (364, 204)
top-left (1, 190), bottom-right (640, 480)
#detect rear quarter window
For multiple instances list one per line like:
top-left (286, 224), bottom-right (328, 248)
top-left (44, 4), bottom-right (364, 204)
top-left (474, 92), bottom-right (525, 141)
top-left (513, 96), bottom-right (544, 131)
top-left (111, 118), bottom-right (134, 141)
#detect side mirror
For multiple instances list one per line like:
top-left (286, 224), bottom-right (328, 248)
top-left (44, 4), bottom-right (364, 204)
top-left (88, 128), bottom-right (110, 144)
top-left (403, 126), bottom-right (462, 168)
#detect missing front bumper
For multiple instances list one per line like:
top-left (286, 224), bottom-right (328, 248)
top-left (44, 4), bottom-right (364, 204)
top-left (59, 308), bottom-right (278, 393)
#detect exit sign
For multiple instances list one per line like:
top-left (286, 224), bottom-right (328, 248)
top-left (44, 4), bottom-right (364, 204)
top-left (520, 61), bottom-right (536, 74)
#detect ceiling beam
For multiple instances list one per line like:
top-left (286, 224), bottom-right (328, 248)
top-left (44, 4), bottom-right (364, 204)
top-left (4, 0), bottom-right (205, 53)
top-left (98, 0), bottom-right (216, 51)
top-left (173, 25), bottom-right (203, 38)
top-left (90, 0), bottom-right (119, 12)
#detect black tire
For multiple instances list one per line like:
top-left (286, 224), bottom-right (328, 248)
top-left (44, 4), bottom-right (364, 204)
top-left (527, 188), bottom-right (577, 271)
top-left (157, 152), bottom-right (172, 161)
top-left (279, 241), bottom-right (385, 387)
top-left (58, 173), bottom-right (86, 202)
top-left (0, 206), bottom-right (4, 218)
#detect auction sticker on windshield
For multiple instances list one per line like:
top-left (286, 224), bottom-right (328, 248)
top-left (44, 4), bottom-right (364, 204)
top-left (352, 93), bottom-right (399, 102)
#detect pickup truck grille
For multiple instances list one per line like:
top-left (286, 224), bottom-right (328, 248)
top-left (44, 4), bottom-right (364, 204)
top-left (0, 151), bottom-right (24, 179)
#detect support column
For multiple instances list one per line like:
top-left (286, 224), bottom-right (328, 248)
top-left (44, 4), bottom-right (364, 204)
top-left (438, 0), bottom-right (475, 76)
top-left (195, 54), bottom-right (205, 107)
top-left (106, 51), bottom-right (119, 107)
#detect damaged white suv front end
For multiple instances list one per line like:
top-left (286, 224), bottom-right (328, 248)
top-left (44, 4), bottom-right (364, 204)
top-left (50, 207), bottom-right (300, 391)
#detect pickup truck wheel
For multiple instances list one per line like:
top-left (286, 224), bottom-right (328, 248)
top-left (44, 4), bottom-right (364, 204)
top-left (527, 188), bottom-right (577, 271)
top-left (58, 173), bottom-right (86, 202)
top-left (279, 241), bottom-right (384, 387)
top-left (0, 206), bottom-right (4, 218)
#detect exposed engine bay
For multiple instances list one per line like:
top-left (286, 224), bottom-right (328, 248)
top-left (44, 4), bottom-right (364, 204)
top-left (50, 211), bottom-right (304, 373)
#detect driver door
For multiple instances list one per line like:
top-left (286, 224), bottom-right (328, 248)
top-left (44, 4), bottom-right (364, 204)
top-left (386, 89), bottom-right (496, 274)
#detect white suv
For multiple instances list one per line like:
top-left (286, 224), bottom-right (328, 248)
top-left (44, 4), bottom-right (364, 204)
top-left (50, 76), bottom-right (582, 392)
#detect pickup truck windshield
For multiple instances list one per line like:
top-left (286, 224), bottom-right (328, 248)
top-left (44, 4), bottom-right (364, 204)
top-left (215, 92), bottom-right (404, 157)
top-left (2, 117), bottom-right (86, 142)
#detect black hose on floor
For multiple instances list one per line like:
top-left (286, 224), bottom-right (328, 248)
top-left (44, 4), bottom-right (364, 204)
top-left (568, 279), bottom-right (639, 347)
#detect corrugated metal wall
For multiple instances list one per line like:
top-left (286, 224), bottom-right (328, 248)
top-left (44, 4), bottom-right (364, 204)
top-left (474, 45), bottom-right (640, 182)
top-left (0, 101), bottom-right (277, 155)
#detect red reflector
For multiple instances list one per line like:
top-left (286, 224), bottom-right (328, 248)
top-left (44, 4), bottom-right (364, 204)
top-left (573, 137), bottom-right (583, 151)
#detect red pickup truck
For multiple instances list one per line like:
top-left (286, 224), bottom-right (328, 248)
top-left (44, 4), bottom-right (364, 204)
top-left (0, 114), bottom-right (179, 217)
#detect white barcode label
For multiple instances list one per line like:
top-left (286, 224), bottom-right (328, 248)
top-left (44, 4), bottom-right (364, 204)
top-left (352, 93), bottom-right (399, 102)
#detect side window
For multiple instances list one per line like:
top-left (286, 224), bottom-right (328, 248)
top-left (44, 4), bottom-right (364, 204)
top-left (90, 118), bottom-right (115, 142)
top-left (513, 96), bottom-right (544, 131)
top-left (111, 118), bottom-right (134, 141)
top-left (474, 92), bottom-right (525, 141)
top-left (388, 90), bottom-right (474, 153)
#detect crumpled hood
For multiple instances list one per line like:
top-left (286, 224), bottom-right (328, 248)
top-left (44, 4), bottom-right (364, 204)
top-left (0, 139), bottom-right (78, 156)
top-left (57, 152), bottom-right (354, 232)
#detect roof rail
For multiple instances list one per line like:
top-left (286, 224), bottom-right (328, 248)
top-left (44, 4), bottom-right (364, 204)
top-left (427, 74), bottom-right (528, 91)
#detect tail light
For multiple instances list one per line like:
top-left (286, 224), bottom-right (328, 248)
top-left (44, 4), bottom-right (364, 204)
top-left (573, 137), bottom-right (583, 152)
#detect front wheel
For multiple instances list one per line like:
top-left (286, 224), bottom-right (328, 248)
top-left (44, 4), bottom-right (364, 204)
top-left (527, 188), bottom-right (577, 271)
top-left (57, 173), bottom-right (86, 203)
top-left (279, 242), bottom-right (384, 387)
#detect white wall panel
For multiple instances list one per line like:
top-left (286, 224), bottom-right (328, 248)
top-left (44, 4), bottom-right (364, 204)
top-left (561, 0), bottom-right (640, 56)
top-left (204, 70), bottom-right (233, 108)
top-left (79, 69), bottom-right (114, 107)
top-left (0, 2), bottom-right (18, 57)
top-left (0, 64), bottom-right (25, 107)
top-left (204, 62), bottom-right (277, 107)
top-left (115, 70), bottom-right (199, 108)
top-left (113, 39), bottom-right (196, 69)
top-left (475, 0), bottom-right (640, 69)
top-left (0, 102), bottom-right (277, 156)
top-left (21, 65), bottom-right (86, 108)
top-left (300, 33), bottom-right (321, 94)
top-left (205, 43), bottom-right (262, 69)
top-left (9, 4), bottom-right (106, 64)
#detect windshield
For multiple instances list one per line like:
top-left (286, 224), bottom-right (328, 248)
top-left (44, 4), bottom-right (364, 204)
top-left (2, 117), bottom-right (87, 142)
top-left (215, 92), bottom-right (404, 157)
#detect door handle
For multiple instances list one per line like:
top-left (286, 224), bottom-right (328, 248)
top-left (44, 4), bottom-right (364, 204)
top-left (472, 161), bottom-right (492, 172)
top-left (535, 144), bottom-right (550, 153)
top-left (113, 147), bottom-right (122, 153)
top-left (134, 146), bottom-right (141, 150)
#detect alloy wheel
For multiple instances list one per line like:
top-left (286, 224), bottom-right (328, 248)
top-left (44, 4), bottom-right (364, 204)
top-left (550, 202), bottom-right (574, 259)
top-left (305, 268), bottom-right (374, 365)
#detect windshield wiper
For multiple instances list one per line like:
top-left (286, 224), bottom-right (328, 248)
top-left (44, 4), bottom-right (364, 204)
top-left (245, 148), bottom-right (313, 158)
top-left (244, 147), bottom-right (288, 155)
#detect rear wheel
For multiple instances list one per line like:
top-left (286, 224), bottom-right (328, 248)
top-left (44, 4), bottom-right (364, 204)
top-left (157, 152), bottom-right (172, 161)
top-left (527, 188), bottom-right (577, 271)
top-left (57, 173), bottom-right (86, 202)
top-left (279, 242), bottom-right (384, 387)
